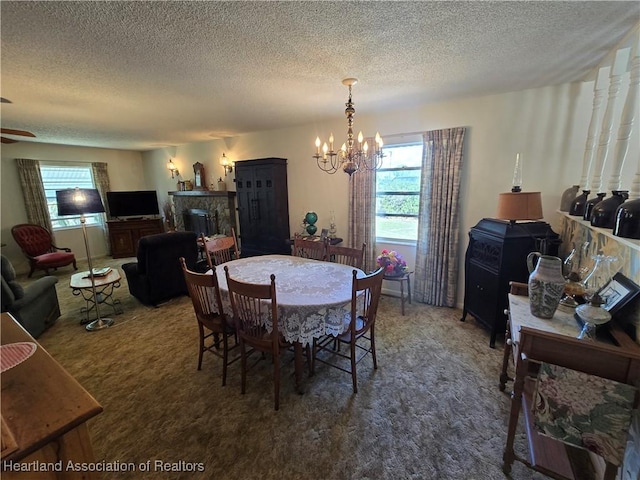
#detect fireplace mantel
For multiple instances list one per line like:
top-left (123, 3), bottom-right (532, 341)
top-left (169, 190), bottom-right (236, 198)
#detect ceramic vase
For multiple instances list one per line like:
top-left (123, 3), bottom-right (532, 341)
top-left (613, 198), bottom-right (640, 239)
top-left (569, 190), bottom-right (590, 216)
top-left (560, 185), bottom-right (580, 212)
top-left (305, 212), bottom-right (318, 235)
top-left (526, 252), bottom-right (565, 319)
top-left (583, 192), bottom-right (606, 221)
top-left (590, 190), bottom-right (629, 228)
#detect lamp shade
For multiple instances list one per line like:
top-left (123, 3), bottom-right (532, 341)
top-left (56, 188), bottom-right (105, 216)
top-left (496, 191), bottom-right (543, 221)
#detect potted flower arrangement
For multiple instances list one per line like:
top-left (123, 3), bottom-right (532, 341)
top-left (376, 249), bottom-right (408, 276)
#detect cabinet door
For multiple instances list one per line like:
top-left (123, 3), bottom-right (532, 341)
top-left (235, 167), bottom-right (259, 252)
top-left (252, 165), bottom-right (280, 252)
top-left (110, 229), bottom-right (135, 257)
top-left (138, 223), bottom-right (162, 238)
top-left (465, 262), bottom-right (500, 328)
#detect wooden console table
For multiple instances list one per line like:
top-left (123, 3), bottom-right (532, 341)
top-left (107, 218), bottom-right (164, 258)
top-left (501, 294), bottom-right (640, 480)
top-left (1, 313), bottom-right (103, 478)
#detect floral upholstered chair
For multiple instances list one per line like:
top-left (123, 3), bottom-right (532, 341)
top-left (534, 363), bottom-right (639, 478)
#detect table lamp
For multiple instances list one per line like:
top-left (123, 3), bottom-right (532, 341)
top-left (496, 153), bottom-right (544, 223)
top-left (56, 188), bottom-right (114, 331)
top-left (496, 191), bottom-right (544, 224)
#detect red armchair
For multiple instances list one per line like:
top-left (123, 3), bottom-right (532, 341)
top-left (11, 224), bottom-right (77, 277)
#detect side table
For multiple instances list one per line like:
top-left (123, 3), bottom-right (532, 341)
top-left (502, 292), bottom-right (640, 479)
top-left (383, 271), bottom-right (413, 315)
top-left (70, 269), bottom-right (123, 325)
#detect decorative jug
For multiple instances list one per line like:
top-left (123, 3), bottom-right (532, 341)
top-left (569, 189), bottom-right (590, 217)
top-left (614, 198), bottom-right (640, 239)
top-left (591, 190), bottom-right (629, 228)
top-left (526, 252), bottom-right (566, 319)
top-left (559, 185), bottom-right (579, 212)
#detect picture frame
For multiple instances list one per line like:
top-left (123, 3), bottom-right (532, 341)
top-left (320, 228), bottom-right (329, 240)
top-left (598, 272), bottom-right (640, 316)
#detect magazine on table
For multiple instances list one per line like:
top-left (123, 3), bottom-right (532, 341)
top-left (83, 267), bottom-right (112, 278)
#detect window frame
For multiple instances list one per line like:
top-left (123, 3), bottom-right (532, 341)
top-left (375, 141), bottom-right (423, 243)
top-left (40, 162), bottom-right (101, 230)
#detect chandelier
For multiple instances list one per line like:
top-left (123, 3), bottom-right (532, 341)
top-left (313, 78), bottom-right (384, 176)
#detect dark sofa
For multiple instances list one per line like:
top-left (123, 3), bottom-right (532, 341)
top-left (122, 231), bottom-right (198, 306)
top-left (1, 254), bottom-right (60, 338)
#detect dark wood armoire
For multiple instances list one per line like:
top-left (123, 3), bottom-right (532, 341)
top-left (235, 158), bottom-right (291, 257)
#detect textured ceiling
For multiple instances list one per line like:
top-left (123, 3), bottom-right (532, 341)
top-left (1, 1), bottom-right (639, 151)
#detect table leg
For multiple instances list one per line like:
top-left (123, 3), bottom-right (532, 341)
top-left (407, 274), bottom-right (412, 304)
top-left (400, 279), bottom-right (405, 316)
top-left (499, 320), bottom-right (512, 391)
top-left (294, 342), bottom-right (304, 394)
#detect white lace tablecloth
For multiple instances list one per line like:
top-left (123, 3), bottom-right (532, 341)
top-left (214, 255), bottom-right (364, 346)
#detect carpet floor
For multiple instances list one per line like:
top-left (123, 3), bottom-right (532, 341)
top-left (23, 258), bottom-right (548, 480)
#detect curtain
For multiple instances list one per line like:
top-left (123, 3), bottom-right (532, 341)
top-left (414, 127), bottom-right (466, 307)
top-left (91, 162), bottom-right (111, 253)
top-left (16, 158), bottom-right (53, 231)
top-left (348, 153), bottom-right (377, 273)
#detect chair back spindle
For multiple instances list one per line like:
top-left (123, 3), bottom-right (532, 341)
top-left (293, 234), bottom-right (328, 261)
top-left (201, 229), bottom-right (240, 268)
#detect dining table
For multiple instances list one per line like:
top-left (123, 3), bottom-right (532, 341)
top-left (213, 254), bottom-right (365, 392)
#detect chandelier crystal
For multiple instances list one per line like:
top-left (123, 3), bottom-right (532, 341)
top-left (313, 78), bottom-right (384, 176)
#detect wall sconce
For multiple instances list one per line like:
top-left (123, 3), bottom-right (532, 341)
top-left (220, 153), bottom-right (234, 176)
top-left (167, 159), bottom-right (179, 178)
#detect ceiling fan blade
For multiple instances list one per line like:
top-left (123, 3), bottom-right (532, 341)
top-left (1, 137), bottom-right (19, 144)
top-left (0, 128), bottom-right (36, 137)
top-left (0, 98), bottom-right (12, 104)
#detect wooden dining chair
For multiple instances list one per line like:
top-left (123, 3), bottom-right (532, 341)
top-left (180, 257), bottom-right (239, 386)
top-left (311, 267), bottom-right (385, 393)
top-left (201, 229), bottom-right (240, 268)
top-left (327, 242), bottom-right (366, 269)
top-left (292, 234), bottom-right (327, 261)
top-left (224, 267), bottom-right (291, 410)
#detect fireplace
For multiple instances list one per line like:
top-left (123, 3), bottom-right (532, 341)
top-left (169, 190), bottom-right (237, 237)
top-left (183, 208), bottom-right (219, 236)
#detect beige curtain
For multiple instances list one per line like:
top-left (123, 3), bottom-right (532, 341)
top-left (91, 162), bottom-right (111, 252)
top-left (348, 153), bottom-right (377, 273)
top-left (16, 158), bottom-right (53, 231)
top-left (414, 127), bottom-right (466, 307)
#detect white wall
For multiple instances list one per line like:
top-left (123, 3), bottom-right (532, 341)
top-left (142, 77), bottom-right (639, 307)
top-left (2, 74), bottom-right (637, 306)
top-left (1, 144), bottom-right (145, 273)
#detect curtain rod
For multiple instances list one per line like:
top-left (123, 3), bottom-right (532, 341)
top-left (382, 131), bottom-right (427, 139)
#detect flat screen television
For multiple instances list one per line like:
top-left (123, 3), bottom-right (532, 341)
top-left (106, 190), bottom-right (160, 218)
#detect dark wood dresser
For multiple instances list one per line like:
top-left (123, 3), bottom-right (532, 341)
top-left (460, 218), bottom-right (560, 348)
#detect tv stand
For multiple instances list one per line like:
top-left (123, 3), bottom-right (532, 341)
top-left (107, 218), bottom-right (163, 258)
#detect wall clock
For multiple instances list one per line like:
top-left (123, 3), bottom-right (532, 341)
top-left (193, 162), bottom-right (206, 190)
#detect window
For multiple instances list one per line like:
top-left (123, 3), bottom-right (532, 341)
top-left (40, 164), bottom-right (101, 229)
top-left (375, 143), bottom-right (423, 241)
